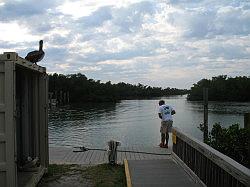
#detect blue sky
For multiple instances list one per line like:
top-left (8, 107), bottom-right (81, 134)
top-left (0, 0), bottom-right (249, 88)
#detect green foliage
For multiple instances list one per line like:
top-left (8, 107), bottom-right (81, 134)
top-left (49, 73), bottom-right (188, 103)
top-left (83, 164), bottom-right (126, 187)
top-left (39, 164), bottom-right (126, 187)
top-left (206, 123), bottom-right (250, 168)
top-left (187, 75), bottom-right (250, 101)
top-left (46, 164), bottom-right (73, 177)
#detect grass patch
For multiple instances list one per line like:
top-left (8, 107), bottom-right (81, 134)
top-left (42, 164), bottom-right (81, 182)
top-left (39, 164), bottom-right (126, 187)
top-left (83, 164), bottom-right (126, 187)
top-left (47, 164), bottom-right (73, 176)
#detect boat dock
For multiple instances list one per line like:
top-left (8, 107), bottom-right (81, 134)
top-left (49, 127), bottom-right (250, 187)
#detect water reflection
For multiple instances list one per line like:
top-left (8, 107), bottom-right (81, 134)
top-left (48, 96), bottom-right (250, 148)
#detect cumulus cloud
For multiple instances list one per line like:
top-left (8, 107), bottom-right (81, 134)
top-left (0, 0), bottom-right (61, 21)
top-left (0, 0), bottom-right (249, 88)
top-left (77, 6), bottom-right (113, 28)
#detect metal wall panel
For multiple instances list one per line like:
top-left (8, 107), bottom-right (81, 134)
top-left (0, 57), bottom-right (16, 187)
top-left (0, 52), bottom-right (48, 187)
top-left (0, 60), bottom-right (6, 186)
top-left (39, 74), bottom-right (49, 169)
top-left (0, 172), bottom-right (7, 187)
top-left (0, 109), bottom-right (5, 134)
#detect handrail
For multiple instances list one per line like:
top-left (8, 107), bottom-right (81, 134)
top-left (172, 127), bottom-right (250, 187)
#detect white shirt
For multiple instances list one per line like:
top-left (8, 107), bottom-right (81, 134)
top-left (158, 104), bottom-right (174, 122)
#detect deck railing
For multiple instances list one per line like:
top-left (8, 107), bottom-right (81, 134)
top-left (172, 127), bottom-right (250, 187)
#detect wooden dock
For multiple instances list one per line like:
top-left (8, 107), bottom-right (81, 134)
top-left (49, 146), bottom-right (172, 165)
top-left (49, 127), bottom-right (250, 187)
top-left (125, 159), bottom-right (203, 187)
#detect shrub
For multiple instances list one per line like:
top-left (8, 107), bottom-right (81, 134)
top-left (206, 123), bottom-right (249, 168)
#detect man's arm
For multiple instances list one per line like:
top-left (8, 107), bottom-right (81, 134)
top-left (158, 113), bottom-right (162, 119)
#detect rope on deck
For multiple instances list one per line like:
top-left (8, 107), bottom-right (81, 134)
top-left (73, 146), bottom-right (171, 156)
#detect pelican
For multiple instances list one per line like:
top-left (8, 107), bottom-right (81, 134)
top-left (25, 40), bottom-right (45, 64)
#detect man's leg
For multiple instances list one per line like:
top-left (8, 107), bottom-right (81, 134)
top-left (164, 121), bottom-right (173, 148)
top-left (160, 133), bottom-right (165, 147)
top-left (165, 132), bottom-right (169, 147)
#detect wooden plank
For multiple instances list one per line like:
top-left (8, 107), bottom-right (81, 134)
top-left (62, 148), bottom-right (73, 162)
top-left (49, 146), bottom-right (173, 165)
top-left (80, 151), bottom-right (90, 164)
top-left (120, 148), bottom-right (126, 161)
top-left (96, 150), bottom-right (103, 163)
top-left (102, 151), bottom-right (107, 163)
top-left (75, 152), bottom-right (83, 163)
top-left (138, 145), bottom-right (146, 160)
top-left (98, 150), bottom-right (106, 162)
top-left (71, 152), bottom-right (81, 164)
top-left (89, 150), bottom-right (98, 164)
top-left (66, 151), bottom-right (76, 163)
top-left (124, 159), bottom-right (132, 187)
top-left (95, 151), bottom-right (103, 164)
top-left (78, 152), bottom-right (88, 164)
top-left (126, 147), bottom-right (133, 160)
top-left (127, 159), bottom-right (202, 187)
top-left (99, 150), bottom-right (107, 164)
top-left (172, 152), bottom-right (206, 187)
top-left (132, 146), bottom-right (140, 160)
top-left (87, 150), bottom-right (94, 164)
top-left (116, 151), bottom-right (122, 163)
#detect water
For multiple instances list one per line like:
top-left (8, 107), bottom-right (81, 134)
top-left (48, 95), bottom-right (250, 148)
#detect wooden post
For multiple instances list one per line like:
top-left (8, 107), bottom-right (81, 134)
top-left (203, 88), bottom-right (208, 143)
top-left (108, 140), bottom-right (120, 165)
top-left (244, 113), bottom-right (250, 164)
top-left (67, 91), bottom-right (70, 103)
top-left (244, 113), bottom-right (250, 129)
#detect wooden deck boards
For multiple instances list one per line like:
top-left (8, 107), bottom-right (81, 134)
top-left (49, 146), bottom-right (204, 187)
top-left (126, 159), bottom-right (202, 187)
top-left (49, 146), bottom-right (171, 165)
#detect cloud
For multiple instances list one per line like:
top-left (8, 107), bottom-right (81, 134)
top-left (77, 6), bottom-right (113, 28)
top-left (209, 43), bottom-right (250, 60)
top-left (45, 47), bottom-right (69, 61)
top-left (112, 1), bottom-right (156, 33)
top-left (167, 1), bottom-right (250, 39)
top-left (0, 0), bottom-right (61, 21)
top-left (0, 22), bottom-right (39, 42)
top-left (79, 66), bottom-right (101, 72)
top-left (214, 6), bottom-right (250, 35)
top-left (0, 0), bottom-right (249, 88)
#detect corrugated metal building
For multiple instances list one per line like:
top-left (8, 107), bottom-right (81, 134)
top-left (0, 52), bottom-right (48, 187)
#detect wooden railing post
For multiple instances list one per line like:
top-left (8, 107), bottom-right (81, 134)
top-left (244, 113), bottom-right (250, 166)
top-left (203, 88), bottom-right (208, 143)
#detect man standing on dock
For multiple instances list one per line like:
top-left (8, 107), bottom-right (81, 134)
top-left (158, 100), bottom-right (176, 148)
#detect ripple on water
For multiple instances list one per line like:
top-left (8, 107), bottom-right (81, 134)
top-left (49, 97), bottom-right (250, 148)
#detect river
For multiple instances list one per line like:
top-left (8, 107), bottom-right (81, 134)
top-left (48, 95), bottom-right (250, 148)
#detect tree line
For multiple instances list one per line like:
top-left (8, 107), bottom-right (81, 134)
top-left (187, 75), bottom-right (250, 101)
top-left (49, 73), bottom-right (188, 103)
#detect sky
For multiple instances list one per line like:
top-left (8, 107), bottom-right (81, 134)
top-left (0, 0), bottom-right (249, 89)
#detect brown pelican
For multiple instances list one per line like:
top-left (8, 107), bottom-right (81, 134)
top-left (25, 40), bottom-right (45, 64)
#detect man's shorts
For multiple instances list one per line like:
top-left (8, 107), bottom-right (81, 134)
top-left (160, 121), bottom-right (173, 133)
